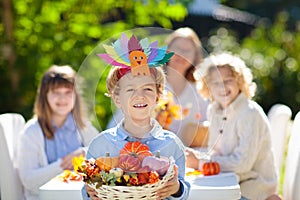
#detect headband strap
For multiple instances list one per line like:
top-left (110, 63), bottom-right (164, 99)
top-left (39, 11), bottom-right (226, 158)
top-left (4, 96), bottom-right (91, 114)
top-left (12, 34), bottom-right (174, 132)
top-left (117, 67), bottom-right (157, 80)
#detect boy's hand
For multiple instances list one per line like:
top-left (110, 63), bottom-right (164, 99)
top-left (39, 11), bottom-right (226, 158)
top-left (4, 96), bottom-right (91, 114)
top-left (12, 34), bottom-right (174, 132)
top-left (156, 165), bottom-right (180, 199)
top-left (86, 185), bottom-right (102, 200)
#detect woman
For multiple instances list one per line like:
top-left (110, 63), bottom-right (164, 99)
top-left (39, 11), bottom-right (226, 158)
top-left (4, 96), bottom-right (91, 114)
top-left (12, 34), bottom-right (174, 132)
top-left (163, 27), bottom-right (209, 146)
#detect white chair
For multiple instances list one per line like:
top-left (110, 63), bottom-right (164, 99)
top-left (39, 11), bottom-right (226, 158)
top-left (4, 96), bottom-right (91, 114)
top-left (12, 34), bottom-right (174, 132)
top-left (267, 104), bottom-right (292, 177)
top-left (283, 111), bottom-right (300, 200)
top-left (0, 113), bottom-right (26, 200)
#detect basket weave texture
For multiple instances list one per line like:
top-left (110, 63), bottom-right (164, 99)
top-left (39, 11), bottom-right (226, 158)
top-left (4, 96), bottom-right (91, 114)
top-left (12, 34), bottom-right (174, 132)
top-left (89, 157), bottom-right (175, 200)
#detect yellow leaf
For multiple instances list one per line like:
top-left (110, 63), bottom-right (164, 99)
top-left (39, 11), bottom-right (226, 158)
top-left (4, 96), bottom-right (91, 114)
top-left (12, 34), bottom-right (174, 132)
top-left (72, 155), bottom-right (85, 172)
top-left (123, 174), bottom-right (130, 182)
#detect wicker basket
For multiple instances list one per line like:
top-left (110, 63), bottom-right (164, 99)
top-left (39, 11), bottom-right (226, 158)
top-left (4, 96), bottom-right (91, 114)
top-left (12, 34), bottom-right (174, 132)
top-left (89, 157), bottom-right (175, 200)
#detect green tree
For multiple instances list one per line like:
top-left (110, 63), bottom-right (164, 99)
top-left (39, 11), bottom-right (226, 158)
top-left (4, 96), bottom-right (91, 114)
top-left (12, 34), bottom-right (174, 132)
top-left (206, 11), bottom-right (300, 117)
top-left (222, 0), bottom-right (300, 30)
top-left (0, 0), bottom-right (187, 129)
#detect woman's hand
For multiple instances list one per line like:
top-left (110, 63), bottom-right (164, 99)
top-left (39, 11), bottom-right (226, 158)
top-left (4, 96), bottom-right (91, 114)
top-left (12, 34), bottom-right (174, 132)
top-left (156, 165), bottom-right (180, 199)
top-left (86, 185), bottom-right (102, 200)
top-left (266, 194), bottom-right (282, 200)
top-left (185, 147), bottom-right (201, 170)
top-left (60, 148), bottom-right (85, 170)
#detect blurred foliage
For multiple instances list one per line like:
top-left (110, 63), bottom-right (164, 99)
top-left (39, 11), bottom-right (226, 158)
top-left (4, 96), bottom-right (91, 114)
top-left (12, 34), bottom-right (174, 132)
top-left (2, 0), bottom-right (300, 129)
top-left (0, 0), bottom-right (188, 130)
top-left (223, 0), bottom-right (300, 30)
top-left (206, 11), bottom-right (300, 117)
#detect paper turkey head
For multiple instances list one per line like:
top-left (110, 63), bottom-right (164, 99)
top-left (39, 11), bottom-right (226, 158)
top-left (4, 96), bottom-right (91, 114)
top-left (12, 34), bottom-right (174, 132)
top-left (129, 50), bottom-right (148, 68)
top-left (97, 33), bottom-right (174, 77)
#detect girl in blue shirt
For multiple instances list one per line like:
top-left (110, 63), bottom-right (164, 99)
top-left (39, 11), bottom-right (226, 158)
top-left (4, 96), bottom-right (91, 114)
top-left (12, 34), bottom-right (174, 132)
top-left (17, 65), bottom-right (98, 200)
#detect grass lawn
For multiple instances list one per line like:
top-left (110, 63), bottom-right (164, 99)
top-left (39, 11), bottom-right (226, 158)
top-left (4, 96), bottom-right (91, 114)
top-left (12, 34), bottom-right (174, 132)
top-left (277, 120), bottom-right (293, 197)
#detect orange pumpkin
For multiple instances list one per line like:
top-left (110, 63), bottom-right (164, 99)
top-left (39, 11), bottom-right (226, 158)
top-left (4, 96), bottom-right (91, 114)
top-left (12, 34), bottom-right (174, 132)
top-left (119, 141), bottom-right (153, 161)
top-left (202, 161), bottom-right (220, 176)
top-left (95, 152), bottom-right (119, 171)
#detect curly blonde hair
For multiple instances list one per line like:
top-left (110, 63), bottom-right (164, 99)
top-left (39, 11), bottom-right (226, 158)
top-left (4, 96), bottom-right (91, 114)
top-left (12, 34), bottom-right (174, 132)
top-left (195, 52), bottom-right (256, 101)
top-left (106, 67), bottom-right (166, 97)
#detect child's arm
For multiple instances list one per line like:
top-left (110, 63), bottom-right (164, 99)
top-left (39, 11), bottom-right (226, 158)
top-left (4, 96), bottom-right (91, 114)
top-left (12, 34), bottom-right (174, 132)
top-left (156, 163), bottom-right (190, 200)
top-left (185, 147), bottom-right (200, 169)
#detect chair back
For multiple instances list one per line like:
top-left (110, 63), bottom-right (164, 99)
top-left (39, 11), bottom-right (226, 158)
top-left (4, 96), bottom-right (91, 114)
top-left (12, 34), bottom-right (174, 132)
top-left (267, 104), bottom-right (292, 176)
top-left (0, 113), bottom-right (26, 200)
top-left (283, 111), bottom-right (300, 200)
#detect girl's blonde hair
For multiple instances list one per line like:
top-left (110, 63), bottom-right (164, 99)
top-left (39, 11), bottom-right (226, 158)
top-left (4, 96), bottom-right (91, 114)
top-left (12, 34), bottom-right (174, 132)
top-left (165, 27), bottom-right (203, 83)
top-left (34, 65), bottom-right (86, 139)
top-left (106, 67), bottom-right (165, 97)
top-left (195, 52), bottom-right (256, 101)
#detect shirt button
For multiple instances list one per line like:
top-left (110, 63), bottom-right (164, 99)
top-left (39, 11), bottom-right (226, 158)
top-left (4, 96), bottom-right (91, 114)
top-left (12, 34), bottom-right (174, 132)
top-left (223, 117), bottom-right (227, 120)
top-left (219, 129), bottom-right (223, 134)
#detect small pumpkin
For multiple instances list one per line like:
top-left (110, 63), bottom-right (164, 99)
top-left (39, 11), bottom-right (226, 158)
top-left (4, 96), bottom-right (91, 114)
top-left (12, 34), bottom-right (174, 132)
top-left (119, 141), bottom-right (153, 161)
top-left (109, 168), bottom-right (123, 178)
top-left (95, 152), bottom-right (119, 171)
top-left (118, 154), bottom-right (141, 172)
top-left (141, 151), bottom-right (170, 175)
top-left (202, 161), bottom-right (220, 176)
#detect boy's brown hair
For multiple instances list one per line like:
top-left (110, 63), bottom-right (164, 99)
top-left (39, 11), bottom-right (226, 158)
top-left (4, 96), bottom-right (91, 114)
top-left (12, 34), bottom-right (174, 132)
top-left (106, 67), bottom-right (165, 97)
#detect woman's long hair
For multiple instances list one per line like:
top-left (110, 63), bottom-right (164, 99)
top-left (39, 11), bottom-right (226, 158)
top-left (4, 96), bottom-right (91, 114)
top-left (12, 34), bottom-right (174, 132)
top-left (165, 27), bottom-right (204, 83)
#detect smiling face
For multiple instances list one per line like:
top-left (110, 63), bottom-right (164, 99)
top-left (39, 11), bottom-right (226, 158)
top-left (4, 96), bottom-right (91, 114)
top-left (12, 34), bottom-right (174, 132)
top-left (207, 66), bottom-right (241, 109)
top-left (113, 73), bottom-right (158, 125)
top-left (47, 86), bottom-right (76, 119)
top-left (167, 37), bottom-right (196, 75)
top-left (129, 50), bottom-right (148, 68)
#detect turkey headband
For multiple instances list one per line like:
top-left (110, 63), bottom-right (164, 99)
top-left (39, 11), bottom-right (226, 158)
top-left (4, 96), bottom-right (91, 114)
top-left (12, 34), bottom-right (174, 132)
top-left (97, 33), bottom-right (174, 80)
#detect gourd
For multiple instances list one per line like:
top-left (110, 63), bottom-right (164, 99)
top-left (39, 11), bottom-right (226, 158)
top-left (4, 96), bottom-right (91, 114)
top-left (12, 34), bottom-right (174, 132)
top-left (95, 152), bottom-right (119, 172)
top-left (118, 154), bottom-right (141, 172)
top-left (109, 168), bottom-right (124, 178)
top-left (141, 151), bottom-right (170, 175)
top-left (119, 141), bottom-right (153, 161)
top-left (202, 161), bottom-right (220, 176)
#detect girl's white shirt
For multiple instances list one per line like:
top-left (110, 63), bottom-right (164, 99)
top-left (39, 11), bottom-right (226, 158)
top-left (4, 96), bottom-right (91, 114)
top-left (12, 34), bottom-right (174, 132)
top-left (207, 93), bottom-right (278, 200)
top-left (16, 117), bottom-right (98, 200)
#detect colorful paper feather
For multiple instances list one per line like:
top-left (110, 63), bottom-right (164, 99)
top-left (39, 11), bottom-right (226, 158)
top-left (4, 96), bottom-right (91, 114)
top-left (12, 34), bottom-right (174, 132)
top-left (97, 33), bottom-right (174, 77)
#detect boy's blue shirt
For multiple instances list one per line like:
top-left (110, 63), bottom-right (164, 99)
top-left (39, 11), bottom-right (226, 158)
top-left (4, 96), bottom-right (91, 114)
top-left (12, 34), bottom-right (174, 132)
top-left (83, 118), bottom-right (190, 200)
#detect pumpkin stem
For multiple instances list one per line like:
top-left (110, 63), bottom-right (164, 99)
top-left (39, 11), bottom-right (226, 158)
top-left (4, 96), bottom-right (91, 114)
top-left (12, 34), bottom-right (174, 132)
top-left (156, 151), bottom-right (161, 158)
top-left (105, 152), bottom-right (110, 157)
top-left (130, 153), bottom-right (137, 158)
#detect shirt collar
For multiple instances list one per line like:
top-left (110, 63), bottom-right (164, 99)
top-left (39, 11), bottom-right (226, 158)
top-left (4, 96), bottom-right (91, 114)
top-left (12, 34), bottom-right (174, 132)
top-left (52, 113), bottom-right (76, 132)
top-left (114, 118), bottom-right (163, 141)
top-left (212, 93), bottom-right (248, 116)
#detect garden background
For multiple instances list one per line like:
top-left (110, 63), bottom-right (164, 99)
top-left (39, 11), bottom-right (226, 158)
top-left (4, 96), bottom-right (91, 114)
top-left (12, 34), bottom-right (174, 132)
top-left (1, 0), bottom-right (300, 131)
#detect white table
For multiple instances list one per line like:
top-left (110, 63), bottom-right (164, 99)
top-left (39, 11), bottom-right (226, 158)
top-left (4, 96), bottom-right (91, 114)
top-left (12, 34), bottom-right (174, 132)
top-left (39, 178), bottom-right (84, 200)
top-left (186, 172), bottom-right (241, 200)
top-left (39, 172), bottom-right (241, 200)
